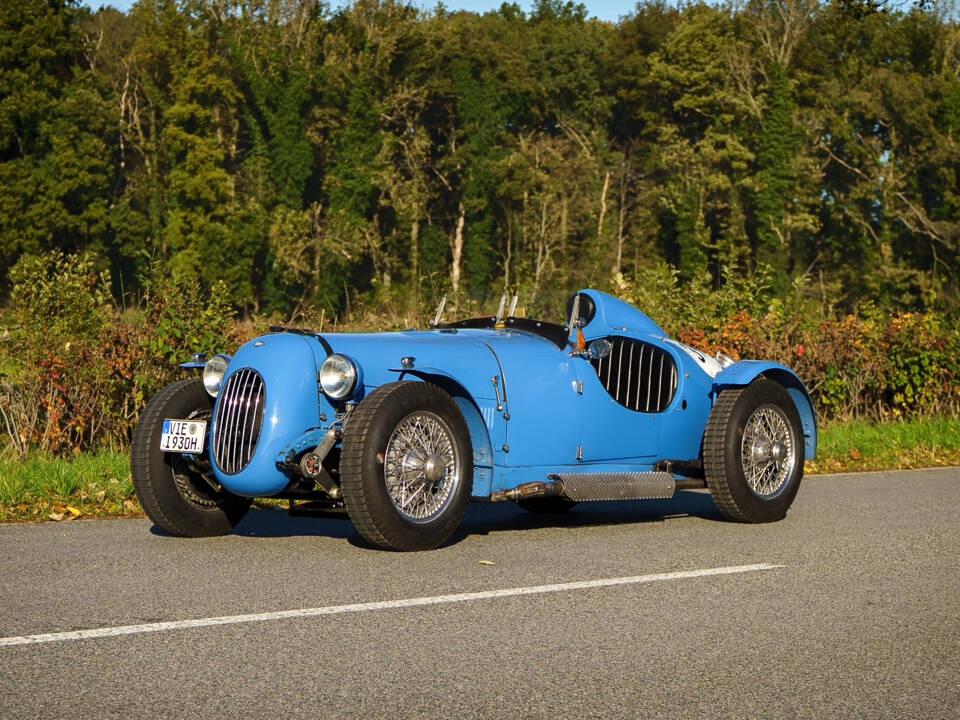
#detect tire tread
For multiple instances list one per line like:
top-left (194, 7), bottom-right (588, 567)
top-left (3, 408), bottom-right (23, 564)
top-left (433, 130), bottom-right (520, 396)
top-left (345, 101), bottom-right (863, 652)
top-left (340, 382), bottom-right (470, 551)
top-left (702, 386), bottom-right (750, 521)
top-left (339, 383), bottom-right (402, 549)
top-left (130, 378), bottom-right (249, 537)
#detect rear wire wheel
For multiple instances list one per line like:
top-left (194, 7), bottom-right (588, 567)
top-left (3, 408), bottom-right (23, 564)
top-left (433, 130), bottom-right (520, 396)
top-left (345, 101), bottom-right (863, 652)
top-left (703, 378), bottom-right (804, 523)
top-left (340, 382), bottom-right (472, 551)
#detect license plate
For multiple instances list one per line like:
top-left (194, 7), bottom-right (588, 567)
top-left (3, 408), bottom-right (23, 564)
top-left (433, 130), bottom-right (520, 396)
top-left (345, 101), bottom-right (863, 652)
top-left (160, 419), bottom-right (206, 453)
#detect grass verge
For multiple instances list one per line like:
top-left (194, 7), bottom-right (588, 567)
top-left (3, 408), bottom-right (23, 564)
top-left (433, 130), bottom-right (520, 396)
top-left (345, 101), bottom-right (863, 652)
top-left (0, 450), bottom-right (138, 522)
top-left (805, 415), bottom-right (960, 474)
top-left (0, 416), bottom-right (956, 522)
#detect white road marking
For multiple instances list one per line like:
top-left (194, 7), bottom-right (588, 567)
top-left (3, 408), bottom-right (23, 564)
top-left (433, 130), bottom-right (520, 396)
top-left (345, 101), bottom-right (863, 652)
top-left (0, 563), bottom-right (781, 647)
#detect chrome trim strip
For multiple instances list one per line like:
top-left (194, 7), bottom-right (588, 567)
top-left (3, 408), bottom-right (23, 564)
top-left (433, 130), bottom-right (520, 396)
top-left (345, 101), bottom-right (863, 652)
top-left (657, 352), bottom-right (664, 410)
top-left (212, 368), bottom-right (265, 474)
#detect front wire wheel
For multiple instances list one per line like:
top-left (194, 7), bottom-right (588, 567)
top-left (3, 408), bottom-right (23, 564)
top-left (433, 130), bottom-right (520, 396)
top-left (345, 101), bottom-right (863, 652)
top-left (703, 378), bottom-right (805, 523)
top-left (383, 411), bottom-right (462, 523)
top-left (341, 382), bottom-right (472, 551)
top-left (740, 403), bottom-right (797, 499)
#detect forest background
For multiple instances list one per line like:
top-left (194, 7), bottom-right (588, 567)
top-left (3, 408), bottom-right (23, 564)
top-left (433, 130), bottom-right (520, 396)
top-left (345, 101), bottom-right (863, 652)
top-left (1, 0), bottom-right (959, 462)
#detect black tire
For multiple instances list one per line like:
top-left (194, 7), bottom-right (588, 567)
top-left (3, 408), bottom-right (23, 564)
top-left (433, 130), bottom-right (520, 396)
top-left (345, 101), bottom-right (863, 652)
top-left (131, 378), bottom-right (251, 537)
top-left (516, 497), bottom-right (578, 514)
top-left (340, 382), bottom-right (472, 551)
top-left (703, 378), bottom-right (805, 523)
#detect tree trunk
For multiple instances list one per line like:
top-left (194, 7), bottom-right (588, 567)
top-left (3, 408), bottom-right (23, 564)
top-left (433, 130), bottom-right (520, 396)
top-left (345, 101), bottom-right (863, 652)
top-left (450, 201), bottom-right (465, 297)
top-left (614, 166), bottom-right (627, 275)
top-left (597, 169), bottom-right (611, 247)
top-left (410, 218), bottom-right (420, 302)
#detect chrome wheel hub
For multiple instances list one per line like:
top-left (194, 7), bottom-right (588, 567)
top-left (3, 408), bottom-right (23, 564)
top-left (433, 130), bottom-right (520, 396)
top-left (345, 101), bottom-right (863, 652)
top-left (741, 404), bottom-right (796, 499)
top-left (384, 411), bottom-right (460, 523)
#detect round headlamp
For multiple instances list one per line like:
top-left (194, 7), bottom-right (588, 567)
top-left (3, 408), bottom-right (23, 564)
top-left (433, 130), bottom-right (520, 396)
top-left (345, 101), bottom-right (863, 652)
top-left (202, 354), bottom-right (231, 397)
top-left (319, 354), bottom-right (359, 400)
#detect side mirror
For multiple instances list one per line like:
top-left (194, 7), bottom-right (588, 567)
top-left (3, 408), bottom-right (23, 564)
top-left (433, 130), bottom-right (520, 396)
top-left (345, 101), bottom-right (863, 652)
top-left (587, 339), bottom-right (612, 360)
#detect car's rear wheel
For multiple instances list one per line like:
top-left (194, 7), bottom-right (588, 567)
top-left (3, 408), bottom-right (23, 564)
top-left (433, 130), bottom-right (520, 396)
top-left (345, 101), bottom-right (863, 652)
top-left (703, 378), bottom-right (804, 523)
top-left (340, 381), bottom-right (472, 551)
top-left (131, 378), bottom-right (251, 536)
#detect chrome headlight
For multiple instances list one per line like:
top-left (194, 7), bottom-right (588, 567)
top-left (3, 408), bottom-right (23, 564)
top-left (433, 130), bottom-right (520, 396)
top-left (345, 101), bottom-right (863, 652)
top-left (202, 354), bottom-right (231, 397)
top-left (319, 354), bottom-right (359, 400)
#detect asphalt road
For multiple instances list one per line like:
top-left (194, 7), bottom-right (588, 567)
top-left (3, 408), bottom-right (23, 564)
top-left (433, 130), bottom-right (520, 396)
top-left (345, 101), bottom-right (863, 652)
top-left (1, 467), bottom-right (958, 719)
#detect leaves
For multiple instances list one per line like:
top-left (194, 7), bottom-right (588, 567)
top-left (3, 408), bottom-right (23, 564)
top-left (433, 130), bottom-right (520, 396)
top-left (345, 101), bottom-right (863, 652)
top-left (0, 1), bottom-right (958, 313)
top-left (0, 0), bottom-right (957, 460)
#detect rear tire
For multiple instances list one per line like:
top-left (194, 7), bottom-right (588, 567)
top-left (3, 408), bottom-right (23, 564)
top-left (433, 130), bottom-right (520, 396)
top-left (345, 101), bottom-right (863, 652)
top-left (131, 379), bottom-right (251, 537)
top-left (340, 382), bottom-right (472, 551)
top-left (703, 378), bottom-right (804, 523)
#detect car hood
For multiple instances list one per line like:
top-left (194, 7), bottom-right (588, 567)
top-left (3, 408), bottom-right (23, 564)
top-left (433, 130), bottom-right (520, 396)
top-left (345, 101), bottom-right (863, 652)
top-left (308, 327), bottom-right (568, 401)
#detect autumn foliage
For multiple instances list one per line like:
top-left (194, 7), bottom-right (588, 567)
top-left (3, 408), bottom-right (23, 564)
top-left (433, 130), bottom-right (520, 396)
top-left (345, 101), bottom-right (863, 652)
top-left (614, 268), bottom-right (960, 422)
top-left (0, 252), bottom-right (956, 457)
top-left (0, 252), bottom-right (239, 455)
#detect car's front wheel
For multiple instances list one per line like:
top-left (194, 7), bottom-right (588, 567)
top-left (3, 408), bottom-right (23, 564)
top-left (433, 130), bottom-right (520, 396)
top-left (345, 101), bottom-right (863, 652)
top-left (703, 378), bottom-right (804, 523)
top-left (340, 381), bottom-right (472, 550)
top-left (131, 378), bottom-right (251, 536)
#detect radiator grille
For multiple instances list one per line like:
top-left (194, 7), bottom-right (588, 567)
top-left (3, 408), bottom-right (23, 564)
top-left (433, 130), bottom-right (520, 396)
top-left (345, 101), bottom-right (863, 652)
top-left (589, 337), bottom-right (677, 413)
top-left (212, 368), bottom-right (265, 474)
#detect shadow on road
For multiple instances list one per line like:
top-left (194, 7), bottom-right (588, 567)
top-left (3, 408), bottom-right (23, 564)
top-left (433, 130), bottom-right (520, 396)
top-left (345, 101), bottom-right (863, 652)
top-left (185, 489), bottom-right (723, 548)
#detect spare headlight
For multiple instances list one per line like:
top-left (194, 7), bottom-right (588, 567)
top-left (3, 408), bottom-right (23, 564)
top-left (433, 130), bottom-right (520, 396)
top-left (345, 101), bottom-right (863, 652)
top-left (202, 354), bottom-right (231, 397)
top-left (319, 354), bottom-right (359, 400)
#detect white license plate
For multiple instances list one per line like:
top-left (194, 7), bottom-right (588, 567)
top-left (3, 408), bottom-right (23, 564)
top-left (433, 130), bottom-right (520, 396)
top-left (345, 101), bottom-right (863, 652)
top-left (160, 419), bottom-right (207, 453)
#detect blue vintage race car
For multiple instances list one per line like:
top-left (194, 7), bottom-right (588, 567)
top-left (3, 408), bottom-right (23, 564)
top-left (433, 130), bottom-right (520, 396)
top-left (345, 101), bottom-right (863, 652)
top-left (131, 289), bottom-right (816, 550)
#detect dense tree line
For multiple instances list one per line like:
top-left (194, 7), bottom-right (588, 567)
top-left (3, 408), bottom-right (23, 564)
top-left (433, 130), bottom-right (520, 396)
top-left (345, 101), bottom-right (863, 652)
top-left (2, 0), bottom-right (958, 319)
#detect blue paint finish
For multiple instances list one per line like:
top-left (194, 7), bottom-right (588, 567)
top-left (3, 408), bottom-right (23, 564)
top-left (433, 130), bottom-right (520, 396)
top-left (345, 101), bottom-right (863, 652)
top-left (211, 333), bottom-right (321, 496)
top-left (476, 331), bottom-right (581, 469)
top-left (308, 331), bottom-right (501, 404)
top-left (199, 290), bottom-right (816, 500)
top-left (576, 357), bottom-right (660, 460)
top-left (275, 427), bottom-right (330, 467)
top-left (579, 289), bottom-right (667, 336)
top-left (714, 361), bottom-right (818, 459)
top-left (659, 360), bottom-right (716, 462)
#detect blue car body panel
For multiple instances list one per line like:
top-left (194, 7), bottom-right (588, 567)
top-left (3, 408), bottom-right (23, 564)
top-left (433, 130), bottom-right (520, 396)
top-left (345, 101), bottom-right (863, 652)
top-left (206, 290), bottom-right (817, 498)
top-left (210, 333), bottom-right (321, 495)
top-left (714, 360), bottom-right (818, 459)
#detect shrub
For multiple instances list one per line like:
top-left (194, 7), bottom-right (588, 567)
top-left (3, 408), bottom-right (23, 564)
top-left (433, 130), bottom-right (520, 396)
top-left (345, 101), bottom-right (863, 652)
top-left (609, 269), bottom-right (960, 421)
top-left (0, 252), bottom-right (957, 456)
top-left (0, 252), bottom-right (241, 456)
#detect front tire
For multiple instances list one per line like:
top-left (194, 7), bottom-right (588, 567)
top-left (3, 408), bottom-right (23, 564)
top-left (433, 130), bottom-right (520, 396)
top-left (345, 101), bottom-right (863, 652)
top-left (703, 378), bottom-right (804, 523)
top-left (131, 379), bottom-right (251, 537)
top-left (340, 382), bottom-right (472, 551)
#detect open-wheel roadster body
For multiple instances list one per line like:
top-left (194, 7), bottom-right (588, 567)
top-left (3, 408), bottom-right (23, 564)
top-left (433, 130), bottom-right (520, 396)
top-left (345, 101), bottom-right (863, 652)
top-left (131, 289), bottom-right (817, 550)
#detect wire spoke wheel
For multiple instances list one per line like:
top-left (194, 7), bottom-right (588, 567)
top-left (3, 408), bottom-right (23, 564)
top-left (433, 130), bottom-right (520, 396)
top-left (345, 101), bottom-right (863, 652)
top-left (384, 411), bottom-right (461, 523)
top-left (703, 378), bottom-right (805, 523)
top-left (740, 404), bottom-right (797, 499)
top-left (340, 382), bottom-right (473, 550)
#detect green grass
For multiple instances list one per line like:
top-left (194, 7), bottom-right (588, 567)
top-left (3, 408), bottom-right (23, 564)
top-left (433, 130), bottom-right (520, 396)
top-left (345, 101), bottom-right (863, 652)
top-left (807, 416), bottom-right (960, 475)
top-left (0, 450), bottom-right (137, 521)
top-left (0, 416), bottom-right (957, 521)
